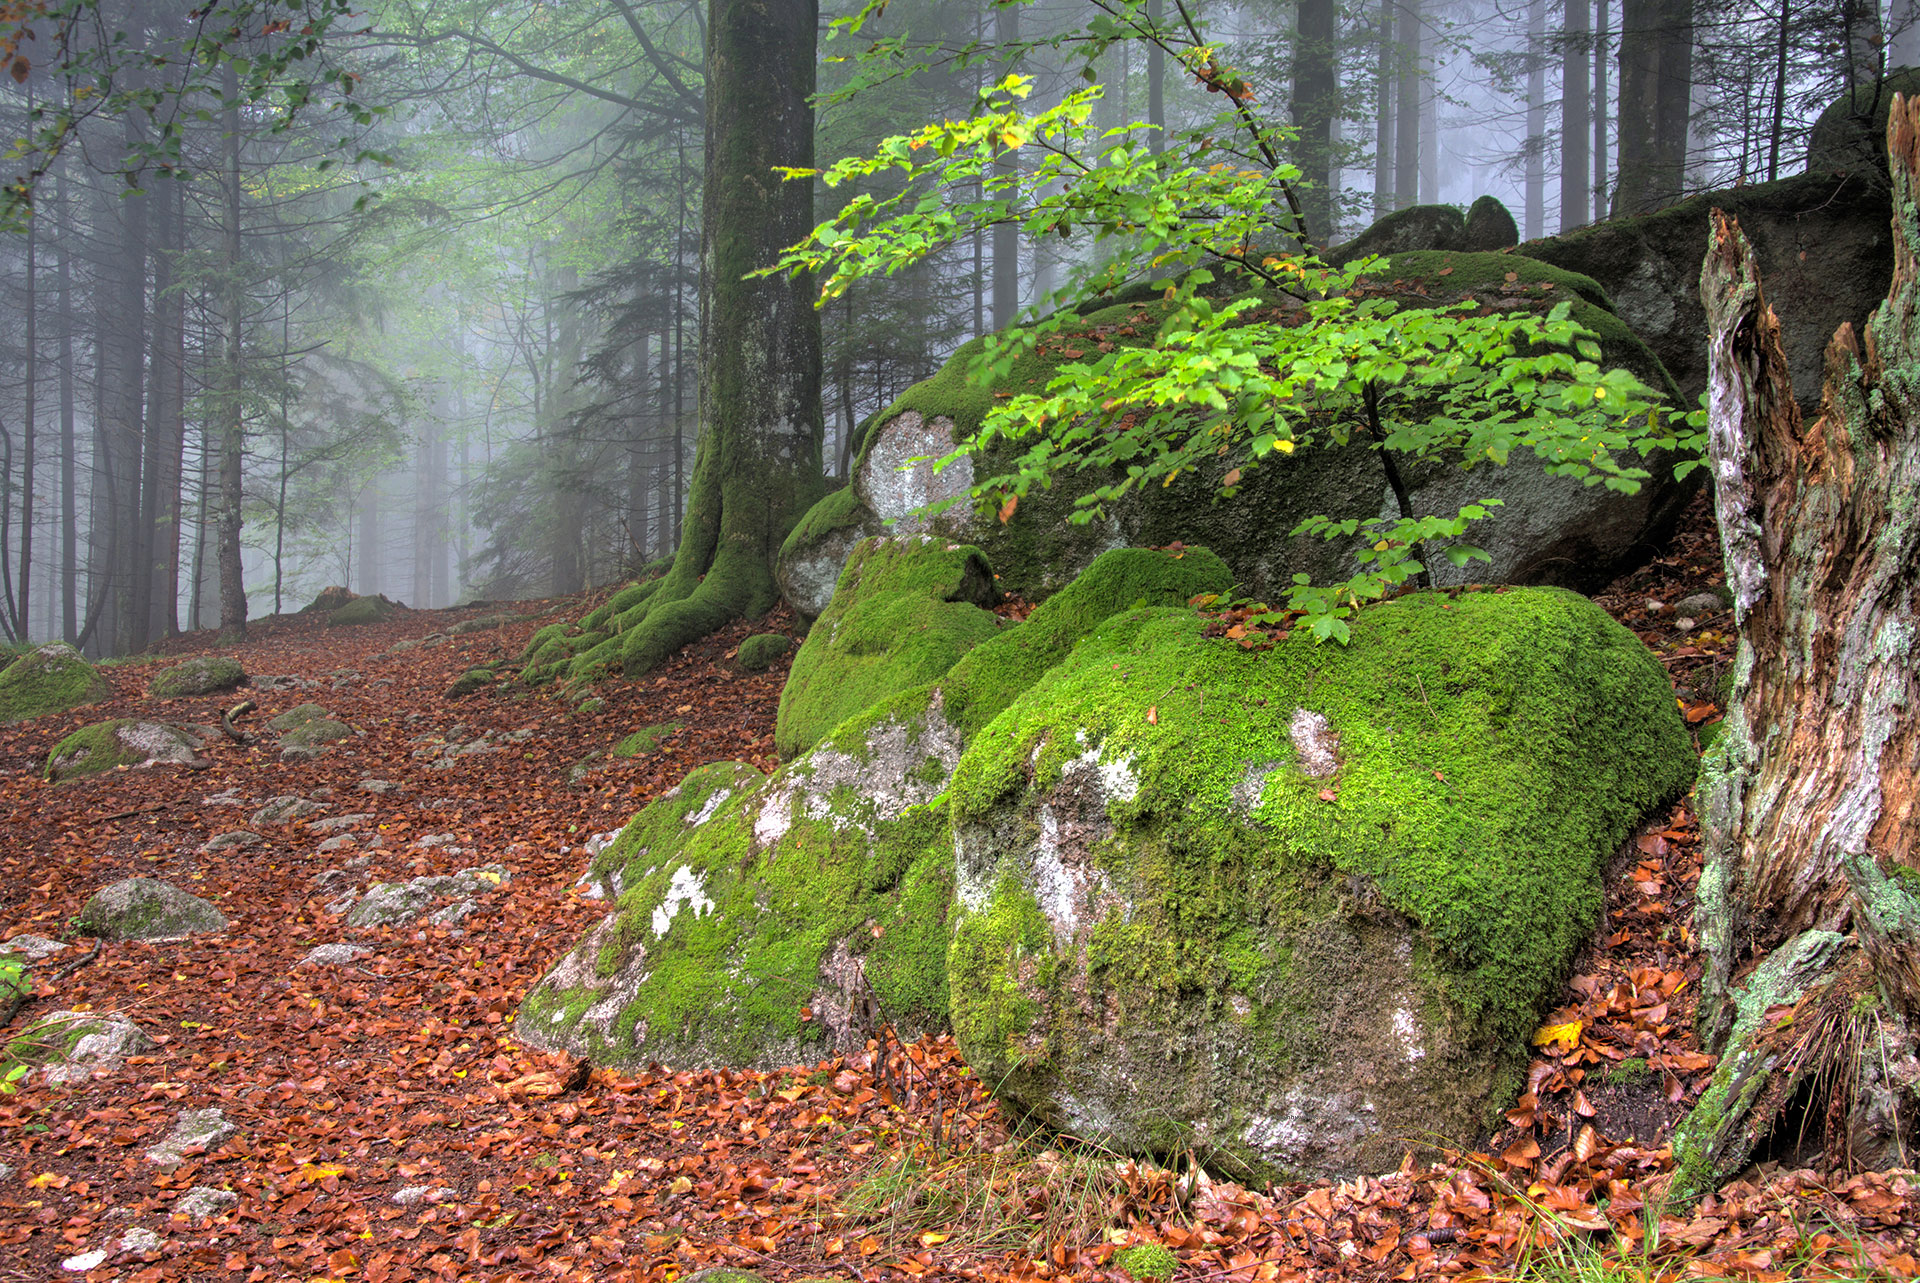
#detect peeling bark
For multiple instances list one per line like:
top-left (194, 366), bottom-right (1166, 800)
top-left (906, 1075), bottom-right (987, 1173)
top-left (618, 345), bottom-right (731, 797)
top-left (1681, 93), bottom-right (1920, 1193)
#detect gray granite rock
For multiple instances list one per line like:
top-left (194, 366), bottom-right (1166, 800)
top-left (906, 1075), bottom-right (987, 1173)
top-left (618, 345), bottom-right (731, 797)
top-left (146, 1108), bottom-right (236, 1168)
top-left (73, 878), bottom-right (227, 940)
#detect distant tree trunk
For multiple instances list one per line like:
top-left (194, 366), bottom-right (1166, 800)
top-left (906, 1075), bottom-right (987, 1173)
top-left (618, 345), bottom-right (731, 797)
top-left (356, 481), bottom-right (379, 596)
top-left (1395, 0), bottom-right (1421, 210)
top-left (1147, 0), bottom-right (1164, 155)
top-left (1291, 0), bottom-right (1337, 242)
top-left (1595, 0), bottom-right (1610, 222)
top-left (15, 145), bottom-right (35, 641)
top-left (1841, 0), bottom-right (1884, 93)
top-left (1526, 0), bottom-right (1547, 236)
top-left (1767, 0), bottom-right (1789, 181)
top-left (217, 68), bottom-right (248, 642)
top-left (1895, 0), bottom-right (1920, 68)
top-left (91, 132), bottom-right (150, 655)
top-left (1374, 0), bottom-right (1394, 216)
top-left (55, 170), bottom-right (76, 645)
top-left (1679, 98), bottom-right (1920, 1196)
top-left (993, 0), bottom-right (1021, 329)
top-left (1563, 0), bottom-right (1592, 231)
top-left (603, 0), bottom-right (824, 679)
top-left (1614, 0), bottom-right (1693, 215)
top-left (152, 176), bottom-right (185, 639)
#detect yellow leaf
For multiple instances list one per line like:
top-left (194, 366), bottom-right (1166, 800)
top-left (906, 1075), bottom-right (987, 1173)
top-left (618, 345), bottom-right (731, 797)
top-left (920, 1232), bottom-right (951, 1248)
top-left (669, 1175), bottom-right (693, 1195)
top-left (1531, 1019), bottom-right (1583, 1049)
top-left (1273, 438), bottom-right (1295, 454)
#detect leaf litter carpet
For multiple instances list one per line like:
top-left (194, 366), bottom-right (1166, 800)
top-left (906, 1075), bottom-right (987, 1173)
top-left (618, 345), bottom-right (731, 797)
top-left (0, 518), bottom-right (1915, 1283)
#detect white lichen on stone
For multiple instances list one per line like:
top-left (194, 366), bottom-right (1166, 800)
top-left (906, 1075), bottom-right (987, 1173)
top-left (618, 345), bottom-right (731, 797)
top-left (858, 411), bottom-right (973, 533)
top-left (1392, 1006), bottom-right (1426, 1062)
top-left (651, 865), bottom-right (715, 937)
top-left (1289, 708), bottom-right (1340, 778)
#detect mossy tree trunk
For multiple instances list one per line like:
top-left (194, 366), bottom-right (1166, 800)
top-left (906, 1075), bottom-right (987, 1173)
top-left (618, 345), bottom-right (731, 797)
top-left (614, 0), bottom-right (826, 679)
top-left (1678, 96), bottom-right (1920, 1194)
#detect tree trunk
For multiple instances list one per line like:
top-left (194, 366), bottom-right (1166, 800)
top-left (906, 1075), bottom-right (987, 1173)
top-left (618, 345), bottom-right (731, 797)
top-left (604, 0), bottom-right (824, 681)
top-left (993, 1), bottom-right (1021, 330)
top-left (1895, 0), bottom-right (1920, 69)
top-left (1675, 94), bottom-right (1920, 1198)
top-left (1563, 0), bottom-right (1592, 232)
top-left (217, 70), bottom-right (248, 643)
top-left (1374, 0), bottom-right (1394, 217)
top-left (55, 169), bottom-right (76, 645)
top-left (1613, 0), bottom-right (1693, 216)
top-left (1525, 0), bottom-right (1546, 237)
top-left (1395, 0), bottom-right (1421, 212)
top-left (1290, 0), bottom-right (1337, 243)
top-left (1594, 0), bottom-right (1610, 223)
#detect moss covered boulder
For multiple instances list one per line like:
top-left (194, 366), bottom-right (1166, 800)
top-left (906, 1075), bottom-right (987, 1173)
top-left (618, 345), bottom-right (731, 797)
top-left (46, 720), bottom-right (203, 782)
top-left (780, 257), bottom-right (1686, 605)
top-left (735, 632), bottom-right (793, 673)
top-left (73, 877), bottom-right (228, 940)
top-left (945, 587), bottom-right (1695, 1179)
top-left (148, 655), bottom-right (246, 699)
top-left (775, 535), bottom-right (1007, 759)
top-left (329, 595), bottom-right (397, 626)
top-left (0, 642), bottom-right (111, 724)
top-left (520, 546), bottom-right (1233, 1073)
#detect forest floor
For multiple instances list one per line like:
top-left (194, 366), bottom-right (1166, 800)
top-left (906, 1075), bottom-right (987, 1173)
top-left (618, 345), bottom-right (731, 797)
top-left (0, 497), bottom-right (1917, 1283)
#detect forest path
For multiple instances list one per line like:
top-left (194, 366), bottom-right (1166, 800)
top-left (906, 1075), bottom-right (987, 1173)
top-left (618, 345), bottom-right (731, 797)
top-left (0, 516), bottom-right (1915, 1282)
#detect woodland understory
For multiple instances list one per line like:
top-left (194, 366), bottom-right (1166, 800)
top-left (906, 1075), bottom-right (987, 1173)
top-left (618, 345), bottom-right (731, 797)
top-left (0, 495), bottom-right (1915, 1283)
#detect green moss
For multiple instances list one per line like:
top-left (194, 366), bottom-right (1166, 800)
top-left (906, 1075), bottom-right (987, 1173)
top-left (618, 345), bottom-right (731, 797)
top-left (0, 642), bottom-right (111, 724)
top-left (1114, 1244), bottom-right (1180, 1282)
top-left (736, 633), bottom-right (793, 673)
top-left (946, 587), bottom-right (1697, 1175)
top-left (519, 747), bottom-right (957, 1068)
top-left (779, 486), bottom-right (871, 566)
top-left (775, 537), bottom-right (1008, 759)
top-left (267, 703), bottom-right (329, 731)
top-left (148, 655), bottom-right (245, 699)
top-left (612, 722), bottom-right (683, 758)
top-left (447, 668), bottom-right (496, 698)
top-left (329, 596), bottom-right (395, 626)
top-left (583, 575), bottom-right (668, 633)
top-left (1603, 1056), bottom-right (1651, 1086)
top-left (45, 720), bottom-right (160, 781)
top-left (519, 622), bottom-right (571, 664)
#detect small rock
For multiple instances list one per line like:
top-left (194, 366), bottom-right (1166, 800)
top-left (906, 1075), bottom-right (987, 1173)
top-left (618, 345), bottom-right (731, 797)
top-left (32, 1011), bottom-right (155, 1083)
top-left (148, 655), bottom-right (246, 699)
top-left (297, 943), bottom-right (371, 967)
top-left (146, 1107), bottom-right (236, 1168)
top-left (391, 1184), bottom-right (455, 1206)
top-left (61, 1250), bottom-right (108, 1272)
top-left (1675, 591), bottom-right (1727, 617)
top-left (428, 899), bottom-right (477, 926)
top-left (173, 1185), bottom-right (238, 1219)
top-left (358, 779), bottom-right (403, 795)
top-left (73, 878), bottom-right (227, 941)
top-left (414, 833), bottom-right (458, 850)
top-left (0, 934), bottom-right (67, 961)
top-left (252, 795), bottom-right (330, 826)
top-left (345, 882), bottom-right (436, 928)
top-left (119, 1226), bottom-right (163, 1255)
top-left (199, 830), bottom-right (263, 853)
top-left (315, 834), bottom-right (359, 854)
top-left (280, 744), bottom-right (328, 763)
top-left (307, 814), bottom-right (375, 834)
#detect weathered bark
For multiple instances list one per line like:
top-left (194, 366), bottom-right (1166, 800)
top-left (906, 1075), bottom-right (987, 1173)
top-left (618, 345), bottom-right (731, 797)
top-left (606, 0), bottom-right (825, 680)
top-left (1677, 93), bottom-right (1920, 1197)
top-left (217, 69), bottom-right (248, 643)
top-left (1395, 0), bottom-right (1421, 213)
top-left (1562, 0), bottom-right (1591, 231)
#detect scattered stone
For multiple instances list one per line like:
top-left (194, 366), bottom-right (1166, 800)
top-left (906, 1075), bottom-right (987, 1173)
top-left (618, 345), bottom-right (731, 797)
top-left (21, 1011), bottom-right (155, 1084)
top-left (315, 834), bottom-right (358, 854)
top-left (173, 1186), bottom-right (239, 1219)
top-left (391, 1184), bottom-right (455, 1206)
top-left (268, 703), bottom-right (330, 732)
top-left (280, 717), bottom-right (353, 751)
top-left (146, 1107), bottom-right (236, 1168)
top-left (301, 585), bottom-right (357, 613)
top-left (0, 641), bottom-right (112, 724)
top-left (307, 813), bottom-right (375, 834)
top-left (413, 833), bottom-right (458, 850)
top-left (338, 864), bottom-right (511, 928)
top-left (148, 655), bottom-right (246, 699)
top-left (118, 1226), bottom-right (163, 1255)
top-left (46, 720), bottom-right (203, 782)
top-left (201, 787), bottom-right (246, 806)
top-left (612, 723), bottom-right (682, 759)
top-left (0, 934), bottom-right (66, 961)
top-left (427, 899), bottom-right (477, 926)
top-left (297, 943), bottom-right (371, 967)
top-left (329, 595), bottom-right (397, 626)
top-left (61, 1250), bottom-right (108, 1272)
top-left (199, 830), bottom-right (263, 854)
top-left (1675, 591), bottom-right (1729, 617)
top-left (251, 674), bottom-right (317, 692)
top-left (73, 878), bottom-right (227, 940)
top-left (575, 697), bottom-right (608, 715)
top-left (357, 779), bottom-right (403, 796)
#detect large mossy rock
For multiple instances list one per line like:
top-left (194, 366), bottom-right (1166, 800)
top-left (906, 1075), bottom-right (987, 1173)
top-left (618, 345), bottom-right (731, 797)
top-left (0, 642), bottom-right (111, 724)
top-left (148, 655), bottom-right (246, 699)
top-left (945, 587), bottom-right (1696, 1180)
top-left (1805, 66), bottom-right (1920, 177)
top-left (779, 255), bottom-right (1686, 607)
top-left (519, 547), bottom-right (1235, 1072)
top-left (775, 535), bottom-right (1006, 760)
top-left (46, 720), bottom-right (202, 782)
top-left (1521, 168), bottom-right (1891, 412)
top-left (73, 878), bottom-right (228, 940)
